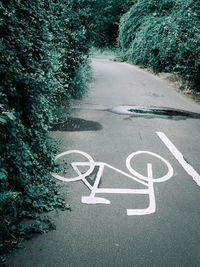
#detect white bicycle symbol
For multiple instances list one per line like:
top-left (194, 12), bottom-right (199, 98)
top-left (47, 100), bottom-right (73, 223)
top-left (52, 150), bottom-right (173, 216)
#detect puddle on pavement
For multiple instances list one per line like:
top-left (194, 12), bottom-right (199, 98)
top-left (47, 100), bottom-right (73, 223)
top-left (50, 117), bottom-right (102, 131)
top-left (108, 106), bottom-right (200, 120)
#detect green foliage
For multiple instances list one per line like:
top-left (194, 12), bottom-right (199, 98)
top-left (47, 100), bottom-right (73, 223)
top-left (118, 0), bottom-right (200, 90)
top-left (0, 0), bottom-right (91, 261)
top-left (88, 0), bottom-right (135, 47)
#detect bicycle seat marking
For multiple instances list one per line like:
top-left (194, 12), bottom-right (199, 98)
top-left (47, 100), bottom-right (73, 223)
top-left (52, 149), bottom-right (174, 216)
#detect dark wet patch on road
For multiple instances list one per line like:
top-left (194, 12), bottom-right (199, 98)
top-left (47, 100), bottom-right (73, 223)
top-left (50, 117), bottom-right (102, 131)
top-left (108, 106), bottom-right (200, 120)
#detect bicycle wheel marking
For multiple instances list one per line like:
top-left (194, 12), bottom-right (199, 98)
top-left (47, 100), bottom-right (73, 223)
top-left (52, 150), bottom-right (94, 183)
top-left (52, 141), bottom-right (174, 216)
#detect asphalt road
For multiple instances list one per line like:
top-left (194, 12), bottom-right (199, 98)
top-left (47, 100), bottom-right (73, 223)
top-left (7, 59), bottom-right (200, 266)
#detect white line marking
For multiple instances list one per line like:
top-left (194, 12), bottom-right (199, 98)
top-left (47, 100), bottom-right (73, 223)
top-left (52, 149), bottom-right (173, 216)
top-left (97, 188), bottom-right (149, 194)
top-left (157, 132), bottom-right (200, 186)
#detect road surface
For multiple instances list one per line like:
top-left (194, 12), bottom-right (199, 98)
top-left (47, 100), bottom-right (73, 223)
top-left (7, 59), bottom-right (200, 266)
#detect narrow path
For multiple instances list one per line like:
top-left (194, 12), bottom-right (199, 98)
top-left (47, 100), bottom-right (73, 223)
top-left (7, 59), bottom-right (200, 267)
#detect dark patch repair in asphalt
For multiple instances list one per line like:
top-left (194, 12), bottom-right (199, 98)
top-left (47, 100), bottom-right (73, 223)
top-left (108, 106), bottom-right (200, 120)
top-left (51, 117), bottom-right (102, 131)
top-left (129, 107), bottom-right (200, 117)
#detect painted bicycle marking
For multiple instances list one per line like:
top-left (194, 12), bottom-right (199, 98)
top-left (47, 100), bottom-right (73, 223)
top-left (52, 149), bottom-right (173, 216)
top-left (52, 132), bottom-right (200, 216)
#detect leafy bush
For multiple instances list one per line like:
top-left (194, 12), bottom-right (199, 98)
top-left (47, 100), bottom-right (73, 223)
top-left (0, 0), bottom-right (91, 261)
top-left (118, 0), bottom-right (200, 90)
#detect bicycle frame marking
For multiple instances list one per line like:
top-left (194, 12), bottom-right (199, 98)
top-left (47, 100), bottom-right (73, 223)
top-left (52, 150), bottom-right (173, 216)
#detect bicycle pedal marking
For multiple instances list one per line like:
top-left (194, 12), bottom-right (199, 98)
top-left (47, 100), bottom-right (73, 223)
top-left (52, 148), bottom-right (174, 216)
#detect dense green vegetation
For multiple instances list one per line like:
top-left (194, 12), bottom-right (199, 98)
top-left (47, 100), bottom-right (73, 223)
top-left (0, 0), bottom-right (91, 260)
top-left (88, 0), bottom-right (134, 47)
top-left (118, 0), bottom-right (200, 90)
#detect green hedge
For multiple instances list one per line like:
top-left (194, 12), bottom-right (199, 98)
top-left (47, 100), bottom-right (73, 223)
top-left (118, 0), bottom-right (200, 90)
top-left (0, 0), bottom-right (91, 260)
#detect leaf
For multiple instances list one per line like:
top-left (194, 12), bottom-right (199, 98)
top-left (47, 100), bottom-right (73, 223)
top-left (11, 225), bottom-right (17, 231)
top-left (0, 116), bottom-right (7, 124)
top-left (32, 201), bottom-right (39, 208)
top-left (3, 112), bottom-right (16, 121)
top-left (0, 170), bottom-right (7, 180)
